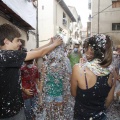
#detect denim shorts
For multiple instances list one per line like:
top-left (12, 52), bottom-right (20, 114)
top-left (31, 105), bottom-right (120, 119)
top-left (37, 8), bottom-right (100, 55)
top-left (0, 108), bottom-right (26, 120)
top-left (24, 96), bottom-right (37, 120)
top-left (45, 95), bottom-right (63, 103)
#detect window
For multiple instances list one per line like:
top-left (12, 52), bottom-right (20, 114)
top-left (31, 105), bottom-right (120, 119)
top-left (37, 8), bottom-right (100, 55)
top-left (112, 23), bottom-right (120, 30)
top-left (63, 12), bottom-right (67, 26)
top-left (42, 6), bottom-right (44, 10)
top-left (59, 27), bottom-right (63, 33)
top-left (63, 12), bottom-right (66, 18)
top-left (112, 1), bottom-right (120, 8)
top-left (88, 3), bottom-right (91, 9)
top-left (88, 0), bottom-right (91, 9)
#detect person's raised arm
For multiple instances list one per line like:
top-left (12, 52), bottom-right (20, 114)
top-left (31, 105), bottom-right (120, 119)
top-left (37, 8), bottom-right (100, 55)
top-left (25, 37), bottom-right (62, 61)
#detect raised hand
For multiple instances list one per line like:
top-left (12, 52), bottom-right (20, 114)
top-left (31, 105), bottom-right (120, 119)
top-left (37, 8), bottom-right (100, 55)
top-left (52, 35), bottom-right (63, 47)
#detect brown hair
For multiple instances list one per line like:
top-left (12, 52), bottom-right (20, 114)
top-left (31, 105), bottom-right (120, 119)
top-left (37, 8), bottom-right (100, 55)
top-left (0, 23), bottom-right (21, 46)
top-left (83, 34), bottom-right (113, 67)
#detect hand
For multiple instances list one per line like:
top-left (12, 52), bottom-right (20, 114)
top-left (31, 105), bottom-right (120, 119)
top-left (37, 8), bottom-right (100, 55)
top-left (52, 36), bottom-right (63, 47)
top-left (49, 37), bottom-right (54, 45)
top-left (24, 89), bottom-right (33, 96)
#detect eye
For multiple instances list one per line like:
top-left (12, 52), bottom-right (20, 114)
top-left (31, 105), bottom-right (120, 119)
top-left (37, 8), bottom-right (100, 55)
top-left (17, 39), bottom-right (20, 42)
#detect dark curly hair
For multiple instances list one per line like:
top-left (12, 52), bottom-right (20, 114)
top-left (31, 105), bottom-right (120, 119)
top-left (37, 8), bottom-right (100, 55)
top-left (83, 34), bottom-right (113, 67)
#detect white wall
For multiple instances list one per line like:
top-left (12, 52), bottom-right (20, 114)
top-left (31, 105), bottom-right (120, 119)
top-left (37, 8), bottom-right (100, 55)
top-left (38, 0), bottom-right (54, 46)
top-left (91, 0), bottom-right (120, 44)
top-left (26, 32), bottom-right (36, 51)
top-left (38, 0), bottom-right (73, 46)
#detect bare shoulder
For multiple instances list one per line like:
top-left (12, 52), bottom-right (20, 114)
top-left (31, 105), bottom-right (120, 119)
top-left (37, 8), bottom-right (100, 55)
top-left (73, 63), bottom-right (81, 69)
top-left (72, 63), bottom-right (84, 76)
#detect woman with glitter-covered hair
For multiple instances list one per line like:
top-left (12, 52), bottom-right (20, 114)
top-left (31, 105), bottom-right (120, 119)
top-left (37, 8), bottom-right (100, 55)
top-left (71, 34), bottom-right (116, 120)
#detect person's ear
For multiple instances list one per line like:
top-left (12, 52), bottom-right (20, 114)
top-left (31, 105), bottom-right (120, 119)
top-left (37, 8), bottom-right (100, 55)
top-left (4, 38), bottom-right (10, 45)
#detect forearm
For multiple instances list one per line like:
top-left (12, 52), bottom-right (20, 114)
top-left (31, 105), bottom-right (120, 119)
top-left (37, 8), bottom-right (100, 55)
top-left (25, 43), bottom-right (57, 61)
top-left (105, 82), bottom-right (116, 108)
top-left (105, 97), bottom-right (114, 108)
top-left (39, 43), bottom-right (57, 57)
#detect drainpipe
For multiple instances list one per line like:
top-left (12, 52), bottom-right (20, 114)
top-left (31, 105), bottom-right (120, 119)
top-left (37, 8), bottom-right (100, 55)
top-left (36, 0), bottom-right (39, 47)
top-left (98, 0), bottom-right (100, 34)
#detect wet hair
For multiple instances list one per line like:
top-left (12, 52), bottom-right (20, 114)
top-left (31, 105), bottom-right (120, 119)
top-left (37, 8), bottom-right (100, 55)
top-left (0, 23), bottom-right (21, 46)
top-left (83, 34), bottom-right (113, 67)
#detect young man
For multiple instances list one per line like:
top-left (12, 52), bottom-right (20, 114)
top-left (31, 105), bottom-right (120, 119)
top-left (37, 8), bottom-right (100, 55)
top-left (0, 23), bottom-right (62, 120)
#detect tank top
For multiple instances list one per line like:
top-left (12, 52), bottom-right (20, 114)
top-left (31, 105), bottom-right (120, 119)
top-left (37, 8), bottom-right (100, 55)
top-left (74, 74), bottom-right (111, 120)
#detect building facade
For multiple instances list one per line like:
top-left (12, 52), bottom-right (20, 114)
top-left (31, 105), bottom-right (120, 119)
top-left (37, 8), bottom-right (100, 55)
top-left (91, 0), bottom-right (120, 44)
top-left (0, 0), bottom-right (37, 50)
top-left (38, 0), bottom-right (76, 46)
top-left (87, 0), bottom-right (92, 37)
top-left (68, 6), bottom-right (82, 41)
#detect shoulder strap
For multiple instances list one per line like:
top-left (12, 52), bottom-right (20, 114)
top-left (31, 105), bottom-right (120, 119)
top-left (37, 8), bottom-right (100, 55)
top-left (84, 69), bottom-right (88, 89)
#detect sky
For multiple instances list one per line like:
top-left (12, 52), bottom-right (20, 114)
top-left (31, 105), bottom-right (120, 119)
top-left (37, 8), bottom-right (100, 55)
top-left (64, 0), bottom-right (90, 28)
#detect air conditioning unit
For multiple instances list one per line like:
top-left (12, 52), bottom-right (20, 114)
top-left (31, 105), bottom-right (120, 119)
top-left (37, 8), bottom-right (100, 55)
top-left (63, 18), bottom-right (67, 26)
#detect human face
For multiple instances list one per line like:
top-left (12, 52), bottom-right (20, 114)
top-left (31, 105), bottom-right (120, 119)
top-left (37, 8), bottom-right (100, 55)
top-left (73, 45), bottom-right (79, 52)
top-left (74, 44), bottom-right (79, 49)
top-left (6, 38), bottom-right (22, 50)
top-left (85, 46), bottom-right (94, 61)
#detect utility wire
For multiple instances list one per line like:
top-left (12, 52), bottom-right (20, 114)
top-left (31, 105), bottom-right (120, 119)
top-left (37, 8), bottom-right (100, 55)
top-left (91, 3), bottom-right (113, 19)
top-left (102, 9), bottom-right (120, 13)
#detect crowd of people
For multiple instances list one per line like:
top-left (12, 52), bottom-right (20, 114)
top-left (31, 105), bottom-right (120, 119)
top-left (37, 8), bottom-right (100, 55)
top-left (0, 23), bottom-right (120, 120)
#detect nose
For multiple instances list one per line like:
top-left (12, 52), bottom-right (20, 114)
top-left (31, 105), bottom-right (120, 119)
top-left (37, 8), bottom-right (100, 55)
top-left (19, 40), bottom-right (22, 46)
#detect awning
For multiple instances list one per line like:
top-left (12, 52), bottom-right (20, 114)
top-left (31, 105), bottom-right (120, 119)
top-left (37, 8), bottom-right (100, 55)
top-left (0, 0), bottom-right (36, 30)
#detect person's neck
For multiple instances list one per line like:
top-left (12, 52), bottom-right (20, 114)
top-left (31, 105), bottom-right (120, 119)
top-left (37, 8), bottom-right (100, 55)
top-left (1, 46), bottom-right (13, 50)
top-left (1, 46), bottom-right (7, 50)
